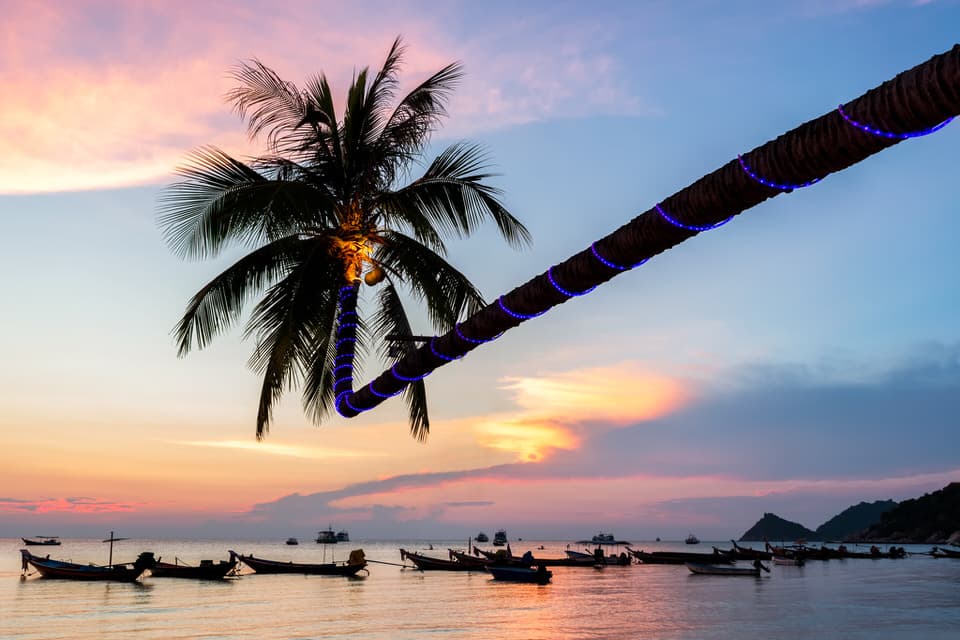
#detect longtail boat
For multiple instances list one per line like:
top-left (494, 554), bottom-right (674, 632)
top-left (448, 549), bottom-right (491, 567)
top-left (20, 549), bottom-right (155, 582)
top-left (686, 561), bottom-right (768, 576)
top-left (628, 548), bottom-right (733, 565)
top-left (487, 565), bottom-right (552, 584)
top-left (21, 536), bottom-right (61, 546)
top-left (231, 549), bottom-right (367, 576)
top-left (931, 547), bottom-right (960, 558)
top-left (151, 556), bottom-right (238, 579)
top-left (773, 555), bottom-right (805, 566)
top-left (468, 547), bottom-right (595, 567)
top-left (566, 549), bottom-right (632, 565)
top-left (400, 549), bottom-right (477, 571)
top-left (727, 541), bottom-right (773, 560)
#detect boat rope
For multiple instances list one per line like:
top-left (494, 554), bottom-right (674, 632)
top-left (365, 558), bottom-right (414, 568)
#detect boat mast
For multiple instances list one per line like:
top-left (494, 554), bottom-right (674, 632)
top-left (101, 531), bottom-right (128, 567)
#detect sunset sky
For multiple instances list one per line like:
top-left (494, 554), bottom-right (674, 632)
top-left (2, 0), bottom-right (958, 541)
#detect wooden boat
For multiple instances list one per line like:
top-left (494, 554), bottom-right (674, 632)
top-left (150, 556), bottom-right (238, 579)
top-left (231, 549), bottom-right (367, 576)
top-left (628, 548), bottom-right (733, 565)
top-left (565, 549), bottom-right (632, 565)
top-left (765, 541), bottom-right (829, 561)
top-left (400, 549), bottom-right (477, 571)
top-left (448, 549), bottom-right (491, 567)
top-left (685, 561), bottom-right (768, 576)
top-left (931, 546), bottom-right (960, 558)
top-left (20, 549), bottom-right (155, 582)
top-left (487, 565), bottom-right (551, 584)
top-left (531, 554), bottom-right (597, 567)
top-left (21, 536), bottom-right (61, 546)
top-left (773, 555), bottom-right (805, 566)
top-left (726, 540), bottom-right (773, 560)
top-left (476, 547), bottom-right (526, 565)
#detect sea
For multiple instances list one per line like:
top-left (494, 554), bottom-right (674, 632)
top-left (1, 537), bottom-right (958, 639)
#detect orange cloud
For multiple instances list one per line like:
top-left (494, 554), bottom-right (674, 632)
top-left (474, 419), bottom-right (579, 462)
top-left (467, 363), bottom-right (689, 460)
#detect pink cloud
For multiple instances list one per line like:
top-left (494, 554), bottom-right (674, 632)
top-left (0, 1), bottom-right (646, 194)
top-left (0, 496), bottom-right (140, 514)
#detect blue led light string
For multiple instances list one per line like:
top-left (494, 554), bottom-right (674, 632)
top-left (590, 242), bottom-right (649, 271)
top-left (368, 380), bottom-right (404, 399)
top-left (334, 282), bottom-right (371, 417)
top-left (498, 296), bottom-right (549, 320)
top-left (838, 104), bottom-right (953, 139)
top-left (655, 203), bottom-right (732, 232)
top-left (391, 364), bottom-right (431, 383)
top-left (737, 155), bottom-right (821, 191)
top-left (430, 337), bottom-right (462, 361)
top-left (547, 267), bottom-right (596, 297)
top-left (455, 323), bottom-right (502, 345)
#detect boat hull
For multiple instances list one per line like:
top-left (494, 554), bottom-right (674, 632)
top-left (488, 566), bottom-right (551, 584)
top-left (232, 551), bottom-right (366, 576)
top-left (401, 549), bottom-right (477, 571)
top-left (685, 562), bottom-right (761, 576)
top-left (151, 558), bottom-right (238, 579)
top-left (21, 550), bottom-right (154, 582)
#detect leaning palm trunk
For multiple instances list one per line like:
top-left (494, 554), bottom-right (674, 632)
top-left (335, 44), bottom-right (960, 419)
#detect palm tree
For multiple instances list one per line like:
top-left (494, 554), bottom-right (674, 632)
top-left (158, 38), bottom-right (531, 440)
top-left (341, 45), bottom-right (960, 415)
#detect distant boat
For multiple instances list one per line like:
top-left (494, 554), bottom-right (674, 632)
top-left (475, 532), bottom-right (489, 543)
top-left (21, 536), bottom-right (60, 546)
top-left (575, 533), bottom-right (630, 545)
top-left (316, 528), bottom-right (338, 544)
top-left (685, 561), bottom-right (768, 576)
top-left (336, 530), bottom-right (350, 542)
top-left (151, 556), bottom-right (238, 579)
top-left (492, 530), bottom-right (508, 546)
top-left (20, 549), bottom-right (155, 582)
top-left (231, 550), bottom-right (367, 576)
top-left (685, 533), bottom-right (700, 545)
top-left (286, 537), bottom-right (299, 545)
top-left (487, 565), bottom-right (552, 584)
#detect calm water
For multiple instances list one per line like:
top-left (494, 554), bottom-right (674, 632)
top-left (1, 538), bottom-right (958, 639)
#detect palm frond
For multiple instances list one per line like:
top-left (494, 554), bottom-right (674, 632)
top-left (376, 231), bottom-right (486, 330)
top-left (158, 147), bottom-right (336, 259)
top-left (243, 242), bottom-right (342, 437)
top-left (373, 281), bottom-right (430, 440)
top-left (228, 60), bottom-right (308, 152)
top-left (173, 234), bottom-right (309, 356)
top-left (303, 75), bottom-right (346, 194)
top-left (381, 142), bottom-right (532, 249)
top-left (375, 60), bottom-right (464, 170)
